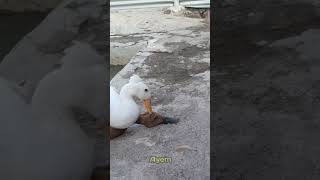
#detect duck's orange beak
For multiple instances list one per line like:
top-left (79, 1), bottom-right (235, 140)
top-left (143, 98), bottom-right (153, 113)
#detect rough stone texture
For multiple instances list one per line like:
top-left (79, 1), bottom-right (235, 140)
top-left (213, 1), bottom-right (320, 179)
top-left (110, 9), bottom-right (210, 180)
top-left (110, 8), bottom-right (207, 65)
top-left (0, 0), bottom-right (107, 170)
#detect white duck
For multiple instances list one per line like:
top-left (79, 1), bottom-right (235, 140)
top-left (0, 76), bottom-right (94, 180)
top-left (0, 42), bottom-right (107, 180)
top-left (110, 75), bottom-right (152, 129)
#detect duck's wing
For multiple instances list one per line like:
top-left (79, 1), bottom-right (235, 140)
top-left (110, 86), bottom-right (122, 121)
top-left (110, 86), bottom-right (122, 128)
top-left (110, 86), bottom-right (120, 108)
top-left (110, 86), bottom-right (140, 129)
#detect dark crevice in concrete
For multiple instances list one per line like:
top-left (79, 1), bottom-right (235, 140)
top-left (110, 65), bottom-right (124, 79)
top-left (0, 10), bottom-right (49, 62)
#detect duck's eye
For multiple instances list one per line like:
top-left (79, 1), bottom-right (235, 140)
top-left (145, 89), bottom-right (148, 92)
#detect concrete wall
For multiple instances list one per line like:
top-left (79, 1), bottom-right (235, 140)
top-left (0, 0), bottom-right (63, 11)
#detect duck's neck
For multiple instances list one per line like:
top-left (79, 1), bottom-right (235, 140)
top-left (119, 84), bottom-right (136, 102)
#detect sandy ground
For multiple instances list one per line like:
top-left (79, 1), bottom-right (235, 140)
top-left (213, 0), bottom-right (320, 179)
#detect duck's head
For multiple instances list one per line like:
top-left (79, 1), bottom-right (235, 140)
top-left (132, 81), bottom-right (152, 113)
top-left (122, 75), bottom-right (153, 113)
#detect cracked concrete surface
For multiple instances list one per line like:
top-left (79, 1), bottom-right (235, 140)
top-left (110, 8), bottom-right (208, 66)
top-left (111, 8), bottom-right (210, 180)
